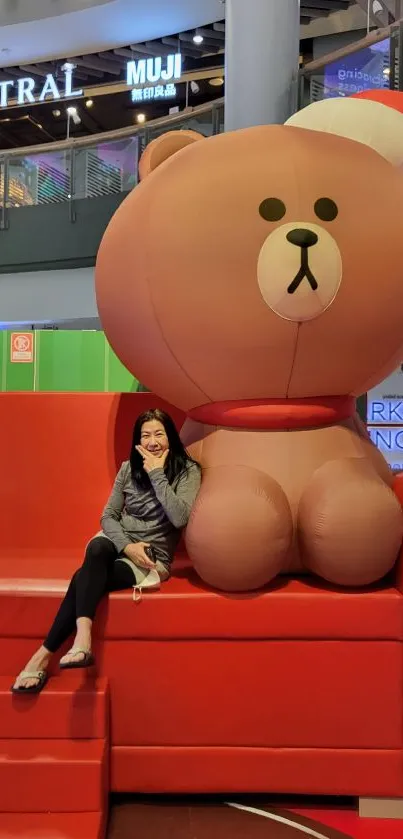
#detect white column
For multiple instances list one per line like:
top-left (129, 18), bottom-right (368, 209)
top-left (225, 0), bottom-right (300, 131)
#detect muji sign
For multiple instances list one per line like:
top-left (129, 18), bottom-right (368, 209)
top-left (0, 54), bottom-right (182, 109)
top-left (127, 53), bottom-right (182, 102)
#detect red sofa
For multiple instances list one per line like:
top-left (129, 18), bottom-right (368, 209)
top-left (0, 392), bottom-right (402, 799)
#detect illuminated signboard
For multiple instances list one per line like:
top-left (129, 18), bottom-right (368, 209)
top-left (127, 53), bottom-right (182, 102)
top-left (367, 365), bottom-right (403, 470)
top-left (0, 66), bottom-right (83, 108)
top-left (0, 54), bottom-right (182, 109)
top-left (323, 38), bottom-right (390, 99)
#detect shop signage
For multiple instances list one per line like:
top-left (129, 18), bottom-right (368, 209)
top-left (127, 53), bottom-right (182, 103)
top-left (367, 364), bottom-right (403, 470)
top-left (0, 54), bottom-right (182, 109)
top-left (0, 66), bottom-right (83, 109)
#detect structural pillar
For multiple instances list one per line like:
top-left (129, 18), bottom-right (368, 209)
top-left (225, 0), bottom-right (300, 132)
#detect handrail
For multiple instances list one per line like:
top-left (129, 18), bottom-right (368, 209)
top-left (0, 98), bottom-right (224, 159)
top-left (301, 21), bottom-right (400, 75)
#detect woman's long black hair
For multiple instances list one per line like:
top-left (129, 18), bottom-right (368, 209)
top-left (130, 408), bottom-right (199, 489)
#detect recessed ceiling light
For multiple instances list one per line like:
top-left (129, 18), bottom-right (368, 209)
top-left (53, 109), bottom-right (61, 117)
top-left (193, 34), bottom-right (204, 45)
top-left (136, 112), bottom-right (146, 124)
top-left (86, 99), bottom-right (94, 108)
top-left (209, 77), bottom-right (224, 87)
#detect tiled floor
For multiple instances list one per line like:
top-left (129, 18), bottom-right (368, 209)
top-left (107, 797), bottom-right (403, 838)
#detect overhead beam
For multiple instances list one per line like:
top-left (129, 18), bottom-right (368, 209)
top-left (132, 42), bottom-right (175, 56)
top-left (161, 38), bottom-right (201, 58)
top-left (178, 32), bottom-right (221, 51)
top-left (98, 51), bottom-right (125, 63)
top-left (300, 7), bottom-right (332, 16)
top-left (74, 55), bottom-right (121, 75)
top-left (300, 0), bottom-right (349, 9)
top-left (4, 67), bottom-right (33, 79)
top-left (195, 27), bottom-right (225, 40)
top-left (114, 48), bottom-right (135, 59)
top-left (20, 65), bottom-right (50, 78)
top-left (66, 60), bottom-right (104, 78)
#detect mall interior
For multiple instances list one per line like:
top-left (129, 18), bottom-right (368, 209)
top-left (3, 1), bottom-right (403, 837)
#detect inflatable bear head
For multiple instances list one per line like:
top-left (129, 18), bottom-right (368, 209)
top-left (96, 95), bottom-right (403, 411)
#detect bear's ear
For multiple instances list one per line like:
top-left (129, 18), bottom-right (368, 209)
top-left (138, 130), bottom-right (204, 180)
top-left (286, 97), bottom-right (403, 167)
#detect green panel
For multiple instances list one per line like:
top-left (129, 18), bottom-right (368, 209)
top-left (4, 331), bottom-right (35, 392)
top-left (106, 342), bottom-right (139, 392)
top-left (0, 330), bottom-right (5, 391)
top-left (357, 394), bottom-right (367, 423)
top-left (37, 331), bottom-right (105, 392)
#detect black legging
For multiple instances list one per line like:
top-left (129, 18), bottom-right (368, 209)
top-left (44, 537), bottom-right (134, 653)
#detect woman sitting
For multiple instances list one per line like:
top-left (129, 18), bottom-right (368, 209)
top-left (12, 408), bottom-right (201, 694)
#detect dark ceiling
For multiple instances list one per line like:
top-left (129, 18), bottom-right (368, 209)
top-left (0, 1), bottom-right (358, 148)
top-left (0, 3), bottom-right (356, 87)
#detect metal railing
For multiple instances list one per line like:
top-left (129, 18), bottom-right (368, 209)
top-left (1, 17), bottom-right (402, 228)
top-left (0, 97), bottom-right (224, 228)
top-left (299, 21), bottom-right (402, 108)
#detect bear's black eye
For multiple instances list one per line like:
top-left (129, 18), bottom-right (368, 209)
top-left (259, 198), bottom-right (286, 222)
top-left (314, 197), bottom-right (338, 222)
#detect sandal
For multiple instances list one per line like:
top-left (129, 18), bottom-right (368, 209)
top-left (11, 669), bottom-right (48, 695)
top-left (59, 648), bottom-right (95, 670)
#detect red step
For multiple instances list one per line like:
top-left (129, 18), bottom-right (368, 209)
top-left (0, 812), bottom-right (105, 839)
top-left (0, 739), bottom-right (107, 812)
top-left (0, 675), bottom-right (109, 739)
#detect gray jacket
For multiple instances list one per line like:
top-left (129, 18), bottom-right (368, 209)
top-left (100, 460), bottom-right (201, 566)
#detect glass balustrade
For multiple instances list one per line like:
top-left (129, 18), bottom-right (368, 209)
top-left (0, 100), bottom-right (224, 209)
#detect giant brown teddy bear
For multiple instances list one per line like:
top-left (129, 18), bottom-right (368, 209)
top-left (96, 91), bottom-right (403, 592)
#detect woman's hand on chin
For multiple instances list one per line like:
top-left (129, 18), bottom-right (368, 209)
top-left (135, 445), bottom-right (169, 474)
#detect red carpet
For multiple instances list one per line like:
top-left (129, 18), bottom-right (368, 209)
top-left (294, 807), bottom-right (403, 837)
top-left (107, 799), bottom-right (403, 838)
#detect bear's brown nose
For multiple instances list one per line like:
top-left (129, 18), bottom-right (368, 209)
top-left (287, 228), bottom-right (318, 249)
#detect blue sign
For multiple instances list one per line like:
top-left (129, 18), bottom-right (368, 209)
top-left (323, 37), bottom-right (390, 99)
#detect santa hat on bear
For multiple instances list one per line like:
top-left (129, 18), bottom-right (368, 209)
top-left (286, 89), bottom-right (403, 166)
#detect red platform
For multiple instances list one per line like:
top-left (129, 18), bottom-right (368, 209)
top-left (0, 673), bottom-right (109, 838)
top-left (0, 393), bottom-right (402, 812)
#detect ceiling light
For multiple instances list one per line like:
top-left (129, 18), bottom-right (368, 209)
top-left (190, 81), bottom-right (200, 94)
top-left (193, 34), bottom-right (204, 45)
top-left (67, 106), bottom-right (81, 125)
top-left (136, 112), bottom-right (146, 124)
top-left (209, 77), bottom-right (224, 87)
top-left (86, 99), bottom-right (94, 108)
top-left (53, 109), bottom-right (61, 117)
top-left (383, 67), bottom-right (390, 75)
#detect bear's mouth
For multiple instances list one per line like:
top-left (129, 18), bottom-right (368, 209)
top-left (287, 246), bottom-right (318, 295)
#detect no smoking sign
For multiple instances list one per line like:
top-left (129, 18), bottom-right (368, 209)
top-left (10, 332), bottom-right (34, 363)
